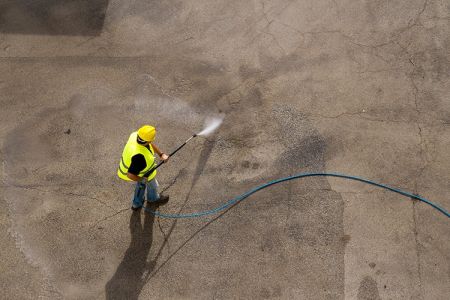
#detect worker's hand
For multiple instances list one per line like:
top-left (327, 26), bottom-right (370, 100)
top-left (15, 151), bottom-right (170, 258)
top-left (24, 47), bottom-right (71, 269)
top-left (160, 153), bottom-right (169, 161)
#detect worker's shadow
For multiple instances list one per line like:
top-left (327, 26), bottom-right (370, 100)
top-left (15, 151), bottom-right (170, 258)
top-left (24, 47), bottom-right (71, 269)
top-left (105, 205), bottom-right (159, 300)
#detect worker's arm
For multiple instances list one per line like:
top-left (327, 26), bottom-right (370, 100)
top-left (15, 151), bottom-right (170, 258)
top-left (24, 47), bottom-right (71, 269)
top-left (151, 143), bottom-right (169, 161)
top-left (127, 172), bottom-right (141, 182)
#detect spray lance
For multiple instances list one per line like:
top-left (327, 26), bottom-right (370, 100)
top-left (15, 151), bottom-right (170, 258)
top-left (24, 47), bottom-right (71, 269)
top-left (137, 115), bottom-right (224, 195)
top-left (143, 133), bottom-right (197, 178)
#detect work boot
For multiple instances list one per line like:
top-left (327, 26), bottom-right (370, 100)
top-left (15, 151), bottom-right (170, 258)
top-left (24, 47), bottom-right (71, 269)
top-left (131, 205), bottom-right (142, 211)
top-left (147, 194), bottom-right (169, 205)
top-left (158, 194), bottom-right (169, 204)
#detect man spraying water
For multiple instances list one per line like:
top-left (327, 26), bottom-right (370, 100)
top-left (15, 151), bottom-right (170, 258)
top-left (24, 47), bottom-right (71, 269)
top-left (117, 125), bottom-right (170, 210)
top-left (118, 115), bottom-right (224, 211)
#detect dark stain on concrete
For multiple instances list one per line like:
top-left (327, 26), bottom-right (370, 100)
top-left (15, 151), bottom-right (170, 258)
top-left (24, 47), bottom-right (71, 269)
top-left (271, 106), bottom-right (345, 298)
top-left (246, 87), bottom-right (264, 106)
top-left (239, 64), bottom-right (262, 80)
top-left (0, 0), bottom-right (109, 36)
top-left (259, 237), bottom-right (274, 252)
top-left (341, 234), bottom-right (351, 246)
top-left (271, 107), bottom-right (328, 169)
top-left (278, 134), bottom-right (327, 170)
top-left (357, 276), bottom-right (381, 300)
top-left (260, 286), bottom-right (282, 299)
top-left (241, 160), bottom-right (260, 169)
top-left (241, 160), bottom-right (250, 168)
top-left (2, 107), bottom-right (61, 171)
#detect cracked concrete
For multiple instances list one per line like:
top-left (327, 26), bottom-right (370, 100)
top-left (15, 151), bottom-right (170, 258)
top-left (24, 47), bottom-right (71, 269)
top-left (0, 0), bottom-right (449, 299)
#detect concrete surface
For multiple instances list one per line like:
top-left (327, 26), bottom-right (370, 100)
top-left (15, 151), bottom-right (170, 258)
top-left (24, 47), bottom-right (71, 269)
top-left (0, 0), bottom-right (449, 299)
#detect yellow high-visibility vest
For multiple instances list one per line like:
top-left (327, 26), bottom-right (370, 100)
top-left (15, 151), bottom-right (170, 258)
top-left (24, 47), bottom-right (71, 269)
top-left (117, 132), bottom-right (157, 181)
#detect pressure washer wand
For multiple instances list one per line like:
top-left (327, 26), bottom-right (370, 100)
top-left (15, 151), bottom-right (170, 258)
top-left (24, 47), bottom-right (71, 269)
top-left (143, 134), bottom-right (197, 178)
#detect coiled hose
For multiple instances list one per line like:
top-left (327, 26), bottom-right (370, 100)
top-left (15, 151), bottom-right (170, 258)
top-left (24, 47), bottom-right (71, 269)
top-left (145, 172), bottom-right (450, 219)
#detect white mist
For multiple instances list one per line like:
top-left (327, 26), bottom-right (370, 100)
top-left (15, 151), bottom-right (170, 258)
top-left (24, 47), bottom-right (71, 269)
top-left (197, 114), bottom-right (225, 136)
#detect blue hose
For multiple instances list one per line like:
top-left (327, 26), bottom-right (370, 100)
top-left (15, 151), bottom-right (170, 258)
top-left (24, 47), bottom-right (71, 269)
top-left (145, 172), bottom-right (450, 219)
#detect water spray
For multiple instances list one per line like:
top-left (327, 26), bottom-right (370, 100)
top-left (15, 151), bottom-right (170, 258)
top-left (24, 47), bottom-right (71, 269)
top-left (143, 115), bottom-right (224, 178)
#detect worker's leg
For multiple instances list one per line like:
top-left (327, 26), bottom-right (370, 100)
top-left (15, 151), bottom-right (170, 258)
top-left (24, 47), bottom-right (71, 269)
top-left (132, 181), bottom-right (146, 208)
top-left (146, 178), bottom-right (160, 202)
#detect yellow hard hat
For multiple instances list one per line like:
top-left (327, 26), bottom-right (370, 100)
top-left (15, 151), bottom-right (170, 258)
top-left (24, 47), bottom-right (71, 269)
top-left (137, 125), bottom-right (156, 142)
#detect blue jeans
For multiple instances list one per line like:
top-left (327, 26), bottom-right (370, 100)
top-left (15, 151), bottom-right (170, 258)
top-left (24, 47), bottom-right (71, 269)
top-left (132, 178), bottom-right (160, 208)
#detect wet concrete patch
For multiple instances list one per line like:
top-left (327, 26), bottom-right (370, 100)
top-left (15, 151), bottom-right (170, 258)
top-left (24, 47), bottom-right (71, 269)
top-left (357, 276), bottom-right (381, 300)
top-left (0, 55), bottom-right (238, 298)
top-left (189, 100), bottom-right (346, 298)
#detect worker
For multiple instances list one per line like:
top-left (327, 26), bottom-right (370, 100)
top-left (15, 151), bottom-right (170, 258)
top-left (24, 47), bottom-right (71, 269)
top-left (118, 125), bottom-right (169, 210)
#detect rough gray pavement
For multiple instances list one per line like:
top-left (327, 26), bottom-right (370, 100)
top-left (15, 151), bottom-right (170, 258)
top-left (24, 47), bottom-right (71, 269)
top-left (0, 0), bottom-right (449, 299)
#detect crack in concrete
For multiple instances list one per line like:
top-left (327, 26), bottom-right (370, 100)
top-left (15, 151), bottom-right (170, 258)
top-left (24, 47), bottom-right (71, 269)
top-left (411, 124), bottom-right (431, 300)
top-left (145, 201), bottom-right (239, 283)
top-left (331, 0), bottom-right (341, 18)
top-left (405, 2), bottom-right (429, 289)
top-left (263, 17), bottom-right (432, 76)
top-left (160, 167), bottom-right (185, 194)
top-left (261, 29), bottom-right (286, 55)
top-left (155, 216), bottom-right (171, 255)
top-left (412, 200), bottom-right (424, 300)
top-left (305, 111), bottom-right (414, 124)
top-left (426, 16), bottom-right (450, 21)
top-left (276, 21), bottom-right (342, 38)
top-left (258, 1), bottom-right (286, 54)
top-left (357, 68), bottom-right (403, 74)
top-left (340, 32), bottom-right (394, 50)
top-left (1, 183), bottom-right (116, 211)
top-left (218, 77), bottom-right (266, 108)
top-left (261, 1), bottom-right (271, 26)
top-left (65, 191), bottom-right (116, 211)
top-left (410, 76), bottom-right (421, 115)
top-left (269, 0), bottom-right (430, 56)
top-left (90, 207), bottom-right (129, 228)
top-left (245, 0), bottom-right (296, 48)
top-left (415, 124), bottom-right (430, 182)
top-left (386, 15), bottom-right (440, 295)
top-left (314, 36), bottom-right (436, 291)
top-left (356, 0), bottom-right (429, 51)
top-left (409, 0), bottom-right (429, 28)
top-left (337, 190), bottom-right (383, 195)
top-left (75, 36), bottom-right (96, 48)
top-left (1, 183), bottom-right (50, 194)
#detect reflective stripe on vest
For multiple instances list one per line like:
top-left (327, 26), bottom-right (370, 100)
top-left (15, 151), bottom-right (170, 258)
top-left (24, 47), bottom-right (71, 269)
top-left (117, 132), bottom-right (157, 181)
